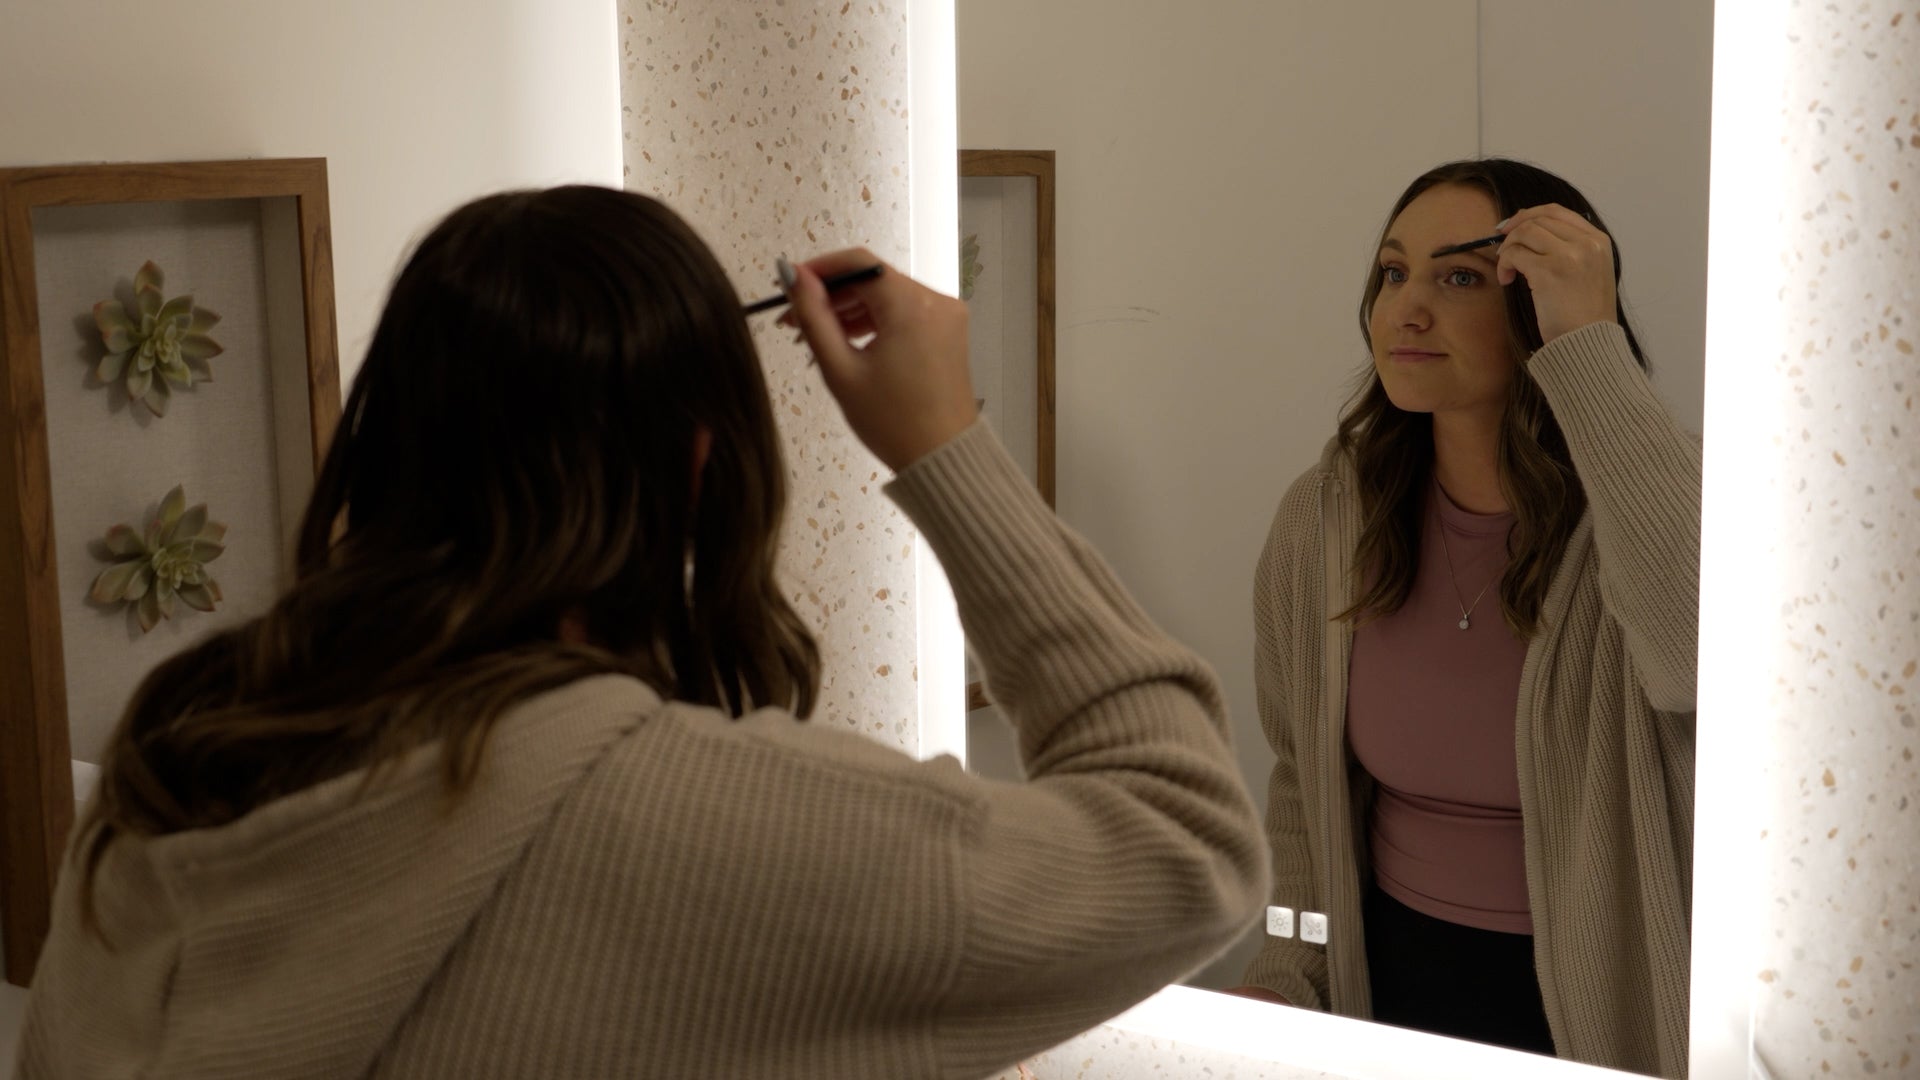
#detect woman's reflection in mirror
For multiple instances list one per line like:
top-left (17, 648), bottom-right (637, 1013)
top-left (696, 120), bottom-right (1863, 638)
top-left (1229, 159), bottom-right (1699, 1080)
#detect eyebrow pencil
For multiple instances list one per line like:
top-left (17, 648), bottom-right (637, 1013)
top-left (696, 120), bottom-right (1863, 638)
top-left (742, 264), bottom-right (885, 315)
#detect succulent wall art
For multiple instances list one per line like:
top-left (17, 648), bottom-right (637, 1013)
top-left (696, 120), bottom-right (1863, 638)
top-left (93, 261), bottom-right (222, 416)
top-left (89, 485), bottom-right (227, 632)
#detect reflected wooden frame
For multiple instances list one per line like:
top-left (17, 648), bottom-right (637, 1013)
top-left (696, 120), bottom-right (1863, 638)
top-left (0, 159), bottom-right (340, 985)
top-left (960, 149), bottom-right (1055, 712)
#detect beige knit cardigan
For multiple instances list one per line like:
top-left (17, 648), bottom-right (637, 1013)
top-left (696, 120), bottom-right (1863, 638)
top-left (1241, 322), bottom-right (1699, 1078)
top-left (13, 423), bottom-right (1268, 1080)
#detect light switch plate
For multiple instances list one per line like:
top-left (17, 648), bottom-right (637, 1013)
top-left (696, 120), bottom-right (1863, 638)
top-left (1265, 905), bottom-right (1295, 938)
top-left (1300, 911), bottom-right (1328, 945)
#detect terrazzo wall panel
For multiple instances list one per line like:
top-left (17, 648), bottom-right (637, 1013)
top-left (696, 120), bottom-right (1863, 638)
top-left (617, 1), bottom-right (923, 751)
top-left (1749, 1), bottom-right (1920, 1073)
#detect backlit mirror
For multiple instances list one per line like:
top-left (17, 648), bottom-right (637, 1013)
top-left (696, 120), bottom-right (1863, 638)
top-left (958, 3), bottom-right (1712, 1075)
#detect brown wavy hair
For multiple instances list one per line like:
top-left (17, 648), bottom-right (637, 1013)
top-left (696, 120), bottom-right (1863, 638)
top-left (76, 187), bottom-right (820, 927)
top-left (1336, 159), bottom-right (1648, 636)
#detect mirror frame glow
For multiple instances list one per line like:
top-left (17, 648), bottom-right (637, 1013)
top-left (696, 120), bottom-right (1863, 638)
top-left (907, 0), bottom-right (966, 764)
top-left (1687, 0), bottom-right (1782, 1075)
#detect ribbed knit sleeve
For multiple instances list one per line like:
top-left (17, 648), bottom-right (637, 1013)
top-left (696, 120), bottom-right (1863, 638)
top-left (1526, 322), bottom-right (1702, 713)
top-left (884, 420), bottom-right (1270, 1080)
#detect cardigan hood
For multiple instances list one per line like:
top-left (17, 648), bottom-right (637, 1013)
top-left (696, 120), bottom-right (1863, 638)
top-left (27, 675), bottom-right (659, 1080)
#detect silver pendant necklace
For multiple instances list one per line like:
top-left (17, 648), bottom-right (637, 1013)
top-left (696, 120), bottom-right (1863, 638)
top-left (1435, 513), bottom-right (1501, 631)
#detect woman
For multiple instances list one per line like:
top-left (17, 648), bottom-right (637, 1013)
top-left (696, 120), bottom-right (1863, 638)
top-left (1234, 160), bottom-right (1697, 1078)
top-left (14, 187), bottom-right (1267, 1079)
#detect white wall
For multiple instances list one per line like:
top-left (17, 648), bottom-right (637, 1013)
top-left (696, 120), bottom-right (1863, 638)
top-left (0, 0), bottom-right (622, 1048)
top-left (1480, 0), bottom-right (1714, 431)
top-left (957, 0), bottom-right (1479, 987)
top-left (0, 0), bottom-right (622, 389)
top-left (958, 1), bottom-right (1712, 991)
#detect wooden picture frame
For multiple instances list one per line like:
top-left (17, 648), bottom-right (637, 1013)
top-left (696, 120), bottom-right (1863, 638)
top-left (0, 158), bottom-right (340, 985)
top-left (959, 149), bottom-right (1055, 714)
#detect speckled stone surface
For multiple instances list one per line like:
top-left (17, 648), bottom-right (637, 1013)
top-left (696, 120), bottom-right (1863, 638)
top-left (1755, 1), bottom-right (1920, 1074)
top-left (618, 1), bottom-right (921, 751)
top-left (982, 1034), bottom-right (1342, 1080)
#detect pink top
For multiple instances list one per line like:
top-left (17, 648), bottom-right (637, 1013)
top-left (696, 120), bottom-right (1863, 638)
top-left (1346, 482), bottom-right (1532, 935)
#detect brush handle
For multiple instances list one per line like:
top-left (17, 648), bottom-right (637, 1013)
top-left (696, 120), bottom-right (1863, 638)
top-left (742, 264), bottom-right (885, 315)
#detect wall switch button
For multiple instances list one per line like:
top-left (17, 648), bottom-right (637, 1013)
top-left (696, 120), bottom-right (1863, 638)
top-left (1300, 911), bottom-right (1329, 945)
top-left (1265, 905), bottom-right (1295, 938)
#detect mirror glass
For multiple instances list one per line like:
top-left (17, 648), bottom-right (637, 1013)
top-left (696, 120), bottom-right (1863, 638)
top-left (957, 1), bottom-right (1712, 1071)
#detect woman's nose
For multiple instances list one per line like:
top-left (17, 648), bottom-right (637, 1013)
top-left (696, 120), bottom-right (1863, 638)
top-left (1385, 282), bottom-right (1433, 330)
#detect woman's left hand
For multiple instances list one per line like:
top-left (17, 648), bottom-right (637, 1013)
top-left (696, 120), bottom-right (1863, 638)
top-left (1494, 203), bottom-right (1619, 347)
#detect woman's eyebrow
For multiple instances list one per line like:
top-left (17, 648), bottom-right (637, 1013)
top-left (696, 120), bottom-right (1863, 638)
top-left (1381, 237), bottom-right (1497, 264)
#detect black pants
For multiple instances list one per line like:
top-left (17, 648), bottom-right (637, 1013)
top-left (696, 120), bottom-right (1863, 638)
top-left (1363, 883), bottom-right (1556, 1055)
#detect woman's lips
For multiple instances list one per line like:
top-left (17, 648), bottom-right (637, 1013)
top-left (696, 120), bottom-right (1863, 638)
top-left (1388, 348), bottom-right (1446, 362)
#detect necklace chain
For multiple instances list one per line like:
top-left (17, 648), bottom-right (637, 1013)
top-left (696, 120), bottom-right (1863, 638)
top-left (1435, 510), bottom-right (1502, 631)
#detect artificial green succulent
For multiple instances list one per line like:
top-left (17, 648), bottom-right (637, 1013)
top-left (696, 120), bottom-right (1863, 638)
top-left (92, 261), bottom-right (223, 416)
top-left (959, 233), bottom-right (984, 301)
top-left (89, 485), bottom-right (227, 632)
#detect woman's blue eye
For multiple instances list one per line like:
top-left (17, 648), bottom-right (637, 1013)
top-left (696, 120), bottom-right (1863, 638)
top-left (1382, 266), bottom-right (1407, 284)
top-left (1446, 268), bottom-right (1480, 287)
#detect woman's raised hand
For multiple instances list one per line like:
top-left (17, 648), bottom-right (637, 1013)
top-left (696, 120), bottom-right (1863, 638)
top-left (781, 248), bottom-right (978, 473)
top-left (1494, 204), bottom-right (1619, 347)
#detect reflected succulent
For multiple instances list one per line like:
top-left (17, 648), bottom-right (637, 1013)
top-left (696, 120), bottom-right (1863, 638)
top-left (959, 233), bottom-right (984, 301)
top-left (89, 485), bottom-right (227, 632)
top-left (93, 261), bottom-right (223, 416)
